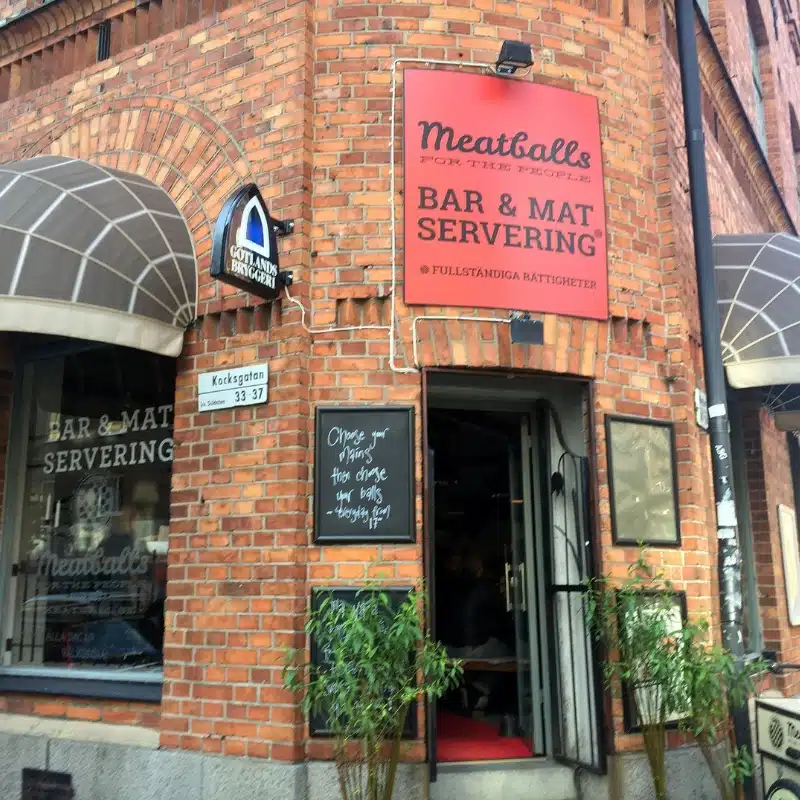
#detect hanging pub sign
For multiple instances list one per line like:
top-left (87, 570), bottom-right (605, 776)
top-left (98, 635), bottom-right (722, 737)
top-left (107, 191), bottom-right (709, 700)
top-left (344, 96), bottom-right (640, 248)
top-left (210, 184), bottom-right (294, 301)
top-left (403, 69), bottom-right (608, 320)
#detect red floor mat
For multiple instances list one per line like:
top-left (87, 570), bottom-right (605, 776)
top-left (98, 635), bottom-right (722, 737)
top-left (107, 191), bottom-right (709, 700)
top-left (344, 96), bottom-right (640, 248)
top-left (437, 710), bottom-right (532, 761)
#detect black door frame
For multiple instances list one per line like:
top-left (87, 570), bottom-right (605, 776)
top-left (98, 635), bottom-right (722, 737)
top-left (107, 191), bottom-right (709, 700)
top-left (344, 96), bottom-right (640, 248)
top-left (422, 371), bottom-right (437, 780)
top-left (421, 368), bottom-right (608, 778)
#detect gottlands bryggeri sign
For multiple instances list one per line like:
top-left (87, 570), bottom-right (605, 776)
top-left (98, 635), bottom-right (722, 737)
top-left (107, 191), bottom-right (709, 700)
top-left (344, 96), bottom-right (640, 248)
top-left (211, 184), bottom-right (294, 301)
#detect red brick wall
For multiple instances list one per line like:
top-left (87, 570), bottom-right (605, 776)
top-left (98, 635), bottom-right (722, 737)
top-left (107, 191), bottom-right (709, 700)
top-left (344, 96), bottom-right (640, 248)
top-left (662, 0), bottom-right (800, 699)
top-left (0, 694), bottom-right (161, 729)
top-left (308, 0), bottom-right (712, 758)
top-left (706, 0), bottom-right (800, 221)
top-left (0, 0), bottom-right (797, 766)
top-left (0, 0), bottom-right (314, 755)
top-left (651, 3), bottom-right (723, 644)
top-left (744, 404), bottom-right (800, 694)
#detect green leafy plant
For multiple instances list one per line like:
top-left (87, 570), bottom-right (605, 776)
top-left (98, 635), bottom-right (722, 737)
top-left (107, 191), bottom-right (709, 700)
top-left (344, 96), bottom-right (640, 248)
top-left (284, 586), bottom-right (462, 800)
top-left (678, 623), bottom-right (765, 800)
top-left (587, 547), bottom-right (765, 800)
top-left (586, 548), bottom-right (691, 800)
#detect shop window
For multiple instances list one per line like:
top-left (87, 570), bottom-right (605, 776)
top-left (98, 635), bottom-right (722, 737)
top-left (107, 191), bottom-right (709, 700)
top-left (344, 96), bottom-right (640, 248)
top-left (96, 20), bottom-right (111, 62)
top-left (1, 344), bottom-right (174, 685)
top-left (748, 3), bottom-right (769, 154)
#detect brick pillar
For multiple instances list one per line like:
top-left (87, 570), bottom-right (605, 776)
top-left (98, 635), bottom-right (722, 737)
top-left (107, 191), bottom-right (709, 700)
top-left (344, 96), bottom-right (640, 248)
top-left (743, 402), bottom-right (800, 695)
top-left (158, 0), bottom-right (315, 758)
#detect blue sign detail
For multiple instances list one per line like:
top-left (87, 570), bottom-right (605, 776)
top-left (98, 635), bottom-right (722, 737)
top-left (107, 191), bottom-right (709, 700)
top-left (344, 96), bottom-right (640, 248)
top-left (246, 206), bottom-right (264, 248)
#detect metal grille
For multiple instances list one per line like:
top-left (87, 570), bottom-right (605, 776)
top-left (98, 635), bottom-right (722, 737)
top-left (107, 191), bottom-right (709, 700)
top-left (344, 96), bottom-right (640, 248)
top-left (537, 400), bottom-right (605, 773)
top-left (22, 769), bottom-right (74, 800)
top-left (548, 450), bottom-right (603, 771)
top-left (96, 20), bottom-right (111, 62)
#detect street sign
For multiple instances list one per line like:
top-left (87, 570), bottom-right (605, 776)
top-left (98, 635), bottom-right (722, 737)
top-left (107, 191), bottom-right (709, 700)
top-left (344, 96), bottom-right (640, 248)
top-left (198, 364), bottom-right (269, 412)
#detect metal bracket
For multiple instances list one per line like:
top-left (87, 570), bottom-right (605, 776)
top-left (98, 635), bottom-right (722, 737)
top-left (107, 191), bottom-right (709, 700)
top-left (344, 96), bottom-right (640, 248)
top-left (272, 218), bottom-right (295, 238)
top-left (510, 311), bottom-right (543, 345)
top-left (10, 563), bottom-right (18, 577)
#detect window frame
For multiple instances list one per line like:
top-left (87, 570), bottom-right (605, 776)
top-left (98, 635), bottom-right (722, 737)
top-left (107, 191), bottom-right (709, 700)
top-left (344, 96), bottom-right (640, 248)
top-left (789, 106), bottom-right (800, 213)
top-left (0, 338), bottom-right (166, 702)
top-left (605, 415), bottom-right (682, 547)
top-left (748, 5), bottom-right (769, 153)
top-left (789, 432), bottom-right (800, 547)
top-left (728, 392), bottom-right (764, 657)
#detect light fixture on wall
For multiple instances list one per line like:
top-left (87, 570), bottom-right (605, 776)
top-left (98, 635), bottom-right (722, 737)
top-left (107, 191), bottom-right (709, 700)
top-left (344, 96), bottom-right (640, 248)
top-left (494, 41), bottom-right (534, 76)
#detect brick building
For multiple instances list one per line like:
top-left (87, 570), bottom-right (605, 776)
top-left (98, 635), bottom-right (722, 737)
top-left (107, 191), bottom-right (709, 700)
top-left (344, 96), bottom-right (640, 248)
top-left (0, 0), bottom-right (800, 798)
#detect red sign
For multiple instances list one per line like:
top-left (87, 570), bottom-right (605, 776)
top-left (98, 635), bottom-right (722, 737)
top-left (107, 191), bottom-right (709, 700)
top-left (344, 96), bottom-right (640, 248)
top-left (403, 70), bottom-right (608, 320)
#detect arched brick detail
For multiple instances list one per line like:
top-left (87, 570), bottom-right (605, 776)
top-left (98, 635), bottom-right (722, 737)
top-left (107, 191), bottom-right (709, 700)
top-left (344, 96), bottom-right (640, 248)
top-left (0, 0), bottom-right (87, 57)
top-left (23, 94), bottom-right (260, 313)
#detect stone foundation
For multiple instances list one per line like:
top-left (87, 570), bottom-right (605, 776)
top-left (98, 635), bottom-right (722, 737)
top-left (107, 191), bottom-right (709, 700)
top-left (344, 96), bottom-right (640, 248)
top-left (0, 713), bottom-right (727, 800)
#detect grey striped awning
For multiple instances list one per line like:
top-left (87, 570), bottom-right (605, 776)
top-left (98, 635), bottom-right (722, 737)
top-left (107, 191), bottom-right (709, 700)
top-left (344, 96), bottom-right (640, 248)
top-left (715, 233), bottom-right (800, 390)
top-left (761, 384), bottom-right (800, 430)
top-left (0, 156), bottom-right (196, 357)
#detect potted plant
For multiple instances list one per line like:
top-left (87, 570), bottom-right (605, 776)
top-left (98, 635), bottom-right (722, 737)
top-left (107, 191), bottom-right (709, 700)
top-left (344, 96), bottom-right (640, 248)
top-left (284, 586), bottom-right (463, 800)
top-left (586, 549), bottom-right (692, 800)
top-left (587, 548), bottom-right (764, 800)
top-left (678, 622), bottom-right (765, 800)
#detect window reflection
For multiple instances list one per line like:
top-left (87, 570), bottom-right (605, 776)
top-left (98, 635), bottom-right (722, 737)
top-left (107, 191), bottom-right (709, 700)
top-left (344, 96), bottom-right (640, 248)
top-left (11, 347), bottom-right (174, 671)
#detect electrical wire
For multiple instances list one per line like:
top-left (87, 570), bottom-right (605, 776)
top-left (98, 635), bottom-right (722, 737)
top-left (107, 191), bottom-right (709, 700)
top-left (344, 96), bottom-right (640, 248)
top-left (283, 282), bottom-right (389, 335)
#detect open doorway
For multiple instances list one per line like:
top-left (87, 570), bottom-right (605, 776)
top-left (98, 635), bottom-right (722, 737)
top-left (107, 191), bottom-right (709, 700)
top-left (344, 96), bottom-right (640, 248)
top-left (425, 371), bottom-right (604, 772)
top-left (431, 409), bottom-right (534, 761)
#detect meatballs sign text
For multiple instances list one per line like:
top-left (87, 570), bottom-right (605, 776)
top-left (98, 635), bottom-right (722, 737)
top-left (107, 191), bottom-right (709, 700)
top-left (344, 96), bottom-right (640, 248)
top-left (403, 69), bottom-right (608, 320)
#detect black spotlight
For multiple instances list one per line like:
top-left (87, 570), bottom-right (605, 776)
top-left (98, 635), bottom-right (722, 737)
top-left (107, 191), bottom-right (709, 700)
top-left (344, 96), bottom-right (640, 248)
top-left (495, 40), bottom-right (534, 76)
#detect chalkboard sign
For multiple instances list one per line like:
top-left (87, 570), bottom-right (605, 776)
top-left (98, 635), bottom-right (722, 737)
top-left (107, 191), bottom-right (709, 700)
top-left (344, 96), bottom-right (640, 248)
top-left (309, 587), bottom-right (417, 738)
top-left (314, 406), bottom-right (415, 543)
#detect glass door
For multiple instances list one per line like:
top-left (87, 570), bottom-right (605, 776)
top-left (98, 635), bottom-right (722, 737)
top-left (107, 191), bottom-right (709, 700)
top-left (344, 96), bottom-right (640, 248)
top-left (507, 418), bottom-right (543, 753)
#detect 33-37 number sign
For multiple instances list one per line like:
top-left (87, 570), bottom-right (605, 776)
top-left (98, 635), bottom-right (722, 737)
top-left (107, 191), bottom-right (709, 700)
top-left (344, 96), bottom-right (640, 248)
top-left (233, 387), bottom-right (265, 404)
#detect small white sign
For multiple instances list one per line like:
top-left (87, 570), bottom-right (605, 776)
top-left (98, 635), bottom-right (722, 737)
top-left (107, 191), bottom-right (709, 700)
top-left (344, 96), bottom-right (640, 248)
top-left (695, 388), bottom-right (709, 430)
top-left (198, 364), bottom-right (268, 412)
top-left (716, 499), bottom-right (737, 528)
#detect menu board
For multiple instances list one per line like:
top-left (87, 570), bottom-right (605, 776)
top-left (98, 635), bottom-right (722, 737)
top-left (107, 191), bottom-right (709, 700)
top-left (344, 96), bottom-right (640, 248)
top-left (314, 406), bottom-right (415, 543)
top-left (309, 587), bottom-right (417, 738)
